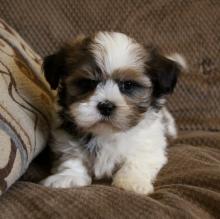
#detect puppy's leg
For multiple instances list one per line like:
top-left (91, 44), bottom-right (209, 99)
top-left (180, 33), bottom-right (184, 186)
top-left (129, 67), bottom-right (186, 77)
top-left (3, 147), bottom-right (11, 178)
top-left (40, 159), bottom-right (91, 188)
top-left (40, 129), bottom-right (91, 188)
top-left (162, 107), bottom-right (177, 139)
top-left (112, 150), bottom-right (167, 194)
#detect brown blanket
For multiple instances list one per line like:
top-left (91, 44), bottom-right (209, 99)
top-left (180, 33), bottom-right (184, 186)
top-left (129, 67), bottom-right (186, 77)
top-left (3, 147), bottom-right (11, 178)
top-left (0, 0), bottom-right (220, 218)
top-left (0, 131), bottom-right (219, 218)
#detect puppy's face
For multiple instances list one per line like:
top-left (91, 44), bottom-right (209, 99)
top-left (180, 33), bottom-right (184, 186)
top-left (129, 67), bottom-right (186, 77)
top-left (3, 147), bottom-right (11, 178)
top-left (43, 32), bottom-right (182, 134)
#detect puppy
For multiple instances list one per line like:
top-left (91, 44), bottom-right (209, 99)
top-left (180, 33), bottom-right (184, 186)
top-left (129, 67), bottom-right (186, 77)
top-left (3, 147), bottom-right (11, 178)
top-left (40, 32), bottom-right (185, 194)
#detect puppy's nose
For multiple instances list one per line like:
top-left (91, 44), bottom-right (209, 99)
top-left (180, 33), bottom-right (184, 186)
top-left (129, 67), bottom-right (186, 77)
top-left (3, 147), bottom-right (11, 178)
top-left (97, 100), bottom-right (116, 116)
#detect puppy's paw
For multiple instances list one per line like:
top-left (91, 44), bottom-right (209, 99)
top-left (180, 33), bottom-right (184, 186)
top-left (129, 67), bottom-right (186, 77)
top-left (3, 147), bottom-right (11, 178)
top-left (40, 174), bottom-right (91, 188)
top-left (112, 172), bottom-right (154, 195)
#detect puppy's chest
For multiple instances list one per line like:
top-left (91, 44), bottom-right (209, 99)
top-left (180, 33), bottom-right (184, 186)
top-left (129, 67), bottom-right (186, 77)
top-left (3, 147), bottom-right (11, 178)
top-left (84, 132), bottom-right (145, 178)
top-left (85, 134), bottom-right (133, 159)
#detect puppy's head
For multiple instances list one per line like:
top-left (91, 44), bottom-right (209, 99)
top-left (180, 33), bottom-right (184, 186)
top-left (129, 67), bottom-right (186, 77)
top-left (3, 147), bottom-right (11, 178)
top-left (43, 32), bottom-right (184, 134)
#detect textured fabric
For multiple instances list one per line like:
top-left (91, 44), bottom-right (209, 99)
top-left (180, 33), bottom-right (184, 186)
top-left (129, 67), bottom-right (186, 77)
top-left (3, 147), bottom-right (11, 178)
top-left (0, 19), bottom-right (54, 195)
top-left (0, 131), bottom-right (219, 218)
top-left (0, 0), bottom-right (220, 132)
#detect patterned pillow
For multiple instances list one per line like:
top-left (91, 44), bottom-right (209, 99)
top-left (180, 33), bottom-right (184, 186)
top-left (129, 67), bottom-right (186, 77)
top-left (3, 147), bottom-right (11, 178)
top-left (0, 19), bottom-right (54, 195)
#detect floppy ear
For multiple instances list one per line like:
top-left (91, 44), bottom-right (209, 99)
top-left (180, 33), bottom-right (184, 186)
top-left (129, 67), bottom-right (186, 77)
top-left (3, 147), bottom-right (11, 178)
top-left (42, 36), bottom-right (91, 90)
top-left (43, 50), bottom-right (66, 90)
top-left (147, 49), bottom-right (185, 98)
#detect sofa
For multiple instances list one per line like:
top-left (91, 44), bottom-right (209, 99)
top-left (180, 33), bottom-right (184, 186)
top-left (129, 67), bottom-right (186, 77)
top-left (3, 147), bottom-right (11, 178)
top-left (0, 0), bottom-right (220, 218)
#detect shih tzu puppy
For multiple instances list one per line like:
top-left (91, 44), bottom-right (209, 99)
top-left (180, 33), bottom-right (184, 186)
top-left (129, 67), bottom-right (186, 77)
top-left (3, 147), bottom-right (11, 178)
top-left (40, 32), bottom-right (185, 194)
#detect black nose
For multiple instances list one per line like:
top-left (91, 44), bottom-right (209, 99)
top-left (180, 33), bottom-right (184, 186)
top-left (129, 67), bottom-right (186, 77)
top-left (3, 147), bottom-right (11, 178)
top-left (97, 100), bottom-right (116, 116)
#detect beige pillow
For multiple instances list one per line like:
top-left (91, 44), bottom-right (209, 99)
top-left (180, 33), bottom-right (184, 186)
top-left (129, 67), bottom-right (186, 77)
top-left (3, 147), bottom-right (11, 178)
top-left (0, 19), bottom-right (54, 195)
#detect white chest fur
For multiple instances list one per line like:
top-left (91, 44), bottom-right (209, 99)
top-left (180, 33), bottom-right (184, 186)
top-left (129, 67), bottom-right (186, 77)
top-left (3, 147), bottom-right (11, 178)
top-left (41, 108), bottom-right (174, 195)
top-left (93, 110), bottom-right (167, 179)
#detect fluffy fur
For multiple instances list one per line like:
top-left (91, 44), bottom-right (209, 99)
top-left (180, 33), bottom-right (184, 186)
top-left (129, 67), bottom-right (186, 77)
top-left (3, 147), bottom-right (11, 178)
top-left (40, 31), bottom-right (185, 194)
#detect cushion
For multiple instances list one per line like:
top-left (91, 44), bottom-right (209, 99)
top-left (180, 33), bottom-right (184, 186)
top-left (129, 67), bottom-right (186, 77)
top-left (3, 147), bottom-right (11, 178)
top-left (0, 19), bottom-right (54, 195)
top-left (0, 131), bottom-right (219, 218)
top-left (0, 0), bottom-right (219, 132)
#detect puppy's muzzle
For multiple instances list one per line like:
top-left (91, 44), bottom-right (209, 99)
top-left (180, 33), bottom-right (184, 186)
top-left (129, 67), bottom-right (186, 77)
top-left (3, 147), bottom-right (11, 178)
top-left (97, 100), bottom-right (116, 117)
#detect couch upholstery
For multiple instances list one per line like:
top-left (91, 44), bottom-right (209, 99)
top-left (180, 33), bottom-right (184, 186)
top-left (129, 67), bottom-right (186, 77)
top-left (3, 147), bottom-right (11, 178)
top-left (0, 132), bottom-right (220, 218)
top-left (0, 0), bottom-right (220, 218)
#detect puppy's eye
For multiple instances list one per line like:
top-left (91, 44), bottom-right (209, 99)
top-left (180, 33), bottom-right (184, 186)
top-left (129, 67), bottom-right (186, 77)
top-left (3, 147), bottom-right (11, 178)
top-left (75, 79), bottom-right (98, 93)
top-left (118, 80), bottom-right (142, 94)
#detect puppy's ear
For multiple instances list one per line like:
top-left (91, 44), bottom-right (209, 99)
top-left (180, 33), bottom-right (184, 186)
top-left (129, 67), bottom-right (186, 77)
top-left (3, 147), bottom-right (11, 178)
top-left (43, 49), bottom-right (66, 90)
top-left (42, 36), bottom-right (91, 90)
top-left (147, 49), bottom-right (186, 98)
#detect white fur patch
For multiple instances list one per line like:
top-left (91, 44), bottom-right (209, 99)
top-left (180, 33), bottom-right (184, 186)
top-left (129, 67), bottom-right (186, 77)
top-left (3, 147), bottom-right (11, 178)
top-left (40, 159), bottom-right (91, 188)
top-left (71, 80), bottom-right (129, 130)
top-left (167, 53), bottom-right (187, 70)
top-left (93, 109), bottom-right (168, 184)
top-left (162, 108), bottom-right (177, 138)
top-left (40, 129), bottom-right (92, 188)
top-left (91, 32), bottom-right (147, 74)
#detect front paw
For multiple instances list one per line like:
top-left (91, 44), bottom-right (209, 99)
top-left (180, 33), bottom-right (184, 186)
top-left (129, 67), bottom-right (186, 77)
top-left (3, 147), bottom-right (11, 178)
top-left (40, 174), bottom-right (91, 188)
top-left (112, 172), bottom-right (154, 195)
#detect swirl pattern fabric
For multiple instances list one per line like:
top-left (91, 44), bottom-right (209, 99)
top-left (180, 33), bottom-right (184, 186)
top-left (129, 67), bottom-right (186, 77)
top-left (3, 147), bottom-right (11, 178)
top-left (0, 19), bottom-right (54, 195)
